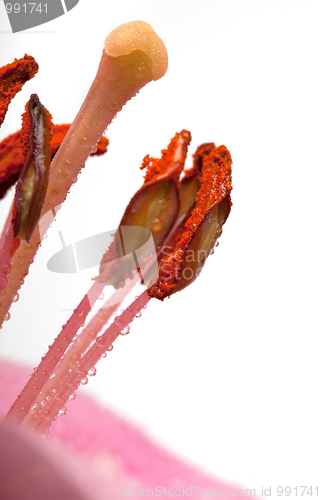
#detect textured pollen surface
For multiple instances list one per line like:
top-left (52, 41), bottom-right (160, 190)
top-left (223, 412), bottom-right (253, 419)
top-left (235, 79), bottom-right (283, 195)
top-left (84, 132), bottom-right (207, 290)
top-left (104, 21), bottom-right (168, 81)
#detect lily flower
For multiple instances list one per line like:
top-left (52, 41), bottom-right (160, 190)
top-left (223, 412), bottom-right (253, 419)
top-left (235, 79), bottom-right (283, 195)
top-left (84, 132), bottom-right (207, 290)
top-left (0, 19), bottom-right (259, 500)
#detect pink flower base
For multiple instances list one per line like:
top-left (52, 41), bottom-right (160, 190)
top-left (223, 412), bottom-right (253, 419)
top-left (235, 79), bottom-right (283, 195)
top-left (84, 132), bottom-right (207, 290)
top-left (0, 361), bottom-right (258, 499)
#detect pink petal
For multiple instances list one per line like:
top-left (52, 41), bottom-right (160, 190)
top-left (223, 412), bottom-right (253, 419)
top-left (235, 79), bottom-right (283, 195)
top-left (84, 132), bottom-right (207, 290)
top-left (0, 361), bottom-right (259, 499)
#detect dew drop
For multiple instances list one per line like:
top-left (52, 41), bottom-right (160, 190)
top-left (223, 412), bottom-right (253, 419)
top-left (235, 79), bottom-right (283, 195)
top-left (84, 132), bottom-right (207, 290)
top-left (69, 392), bottom-right (76, 400)
top-left (49, 372), bottom-right (56, 380)
top-left (0, 277), bottom-right (8, 290)
top-left (120, 325), bottom-right (130, 336)
top-left (135, 312), bottom-right (142, 318)
top-left (4, 312), bottom-right (10, 321)
top-left (30, 402), bottom-right (37, 410)
top-left (3, 263), bottom-right (12, 275)
top-left (101, 352), bottom-right (107, 358)
top-left (95, 336), bottom-right (105, 348)
top-left (72, 334), bottom-right (78, 342)
top-left (152, 218), bottom-right (163, 232)
top-left (87, 366), bottom-right (97, 377)
top-left (143, 304), bottom-right (147, 309)
top-left (98, 293), bottom-right (104, 300)
top-left (80, 376), bottom-right (88, 385)
top-left (210, 248), bottom-right (215, 255)
top-left (58, 406), bottom-right (67, 416)
top-left (41, 428), bottom-right (49, 439)
top-left (75, 362), bottom-right (82, 374)
top-left (215, 241), bottom-right (219, 247)
top-left (106, 344), bottom-right (113, 352)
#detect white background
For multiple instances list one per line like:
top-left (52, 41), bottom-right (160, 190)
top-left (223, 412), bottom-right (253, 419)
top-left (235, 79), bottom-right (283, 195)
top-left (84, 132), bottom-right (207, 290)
top-left (0, 0), bottom-right (321, 497)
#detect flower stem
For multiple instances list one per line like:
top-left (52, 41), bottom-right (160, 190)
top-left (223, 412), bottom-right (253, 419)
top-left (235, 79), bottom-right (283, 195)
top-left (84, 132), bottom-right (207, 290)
top-left (29, 290), bottom-right (151, 434)
top-left (0, 21), bottom-right (167, 325)
top-left (21, 279), bottom-right (135, 428)
top-left (4, 280), bottom-right (104, 425)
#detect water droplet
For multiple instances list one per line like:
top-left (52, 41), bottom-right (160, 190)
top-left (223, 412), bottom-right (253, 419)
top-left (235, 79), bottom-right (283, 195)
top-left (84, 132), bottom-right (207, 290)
top-left (4, 312), bottom-right (10, 321)
top-left (80, 376), bottom-right (88, 385)
top-left (95, 336), bottom-right (105, 348)
top-left (49, 373), bottom-right (56, 380)
top-left (87, 366), bottom-right (96, 377)
top-left (143, 305), bottom-right (147, 309)
top-left (69, 392), bottom-right (76, 400)
top-left (106, 344), bottom-right (113, 352)
top-left (13, 294), bottom-right (19, 304)
top-left (58, 406), bottom-right (67, 416)
top-left (0, 277), bottom-right (8, 290)
top-left (101, 352), bottom-right (107, 358)
top-left (135, 312), bottom-right (142, 318)
top-left (75, 362), bottom-right (82, 373)
top-left (98, 293), bottom-right (104, 300)
top-left (210, 248), bottom-right (215, 255)
top-left (120, 325), bottom-right (130, 336)
top-left (215, 241), bottom-right (219, 247)
top-left (152, 218), bottom-right (163, 232)
top-left (41, 428), bottom-right (49, 439)
top-left (30, 402), bottom-right (37, 410)
top-left (72, 334), bottom-right (78, 342)
top-left (3, 263), bottom-right (12, 275)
